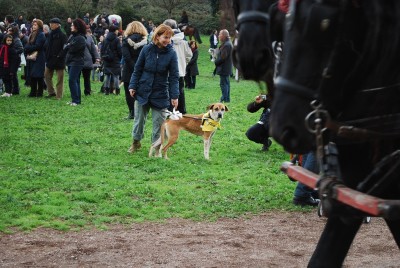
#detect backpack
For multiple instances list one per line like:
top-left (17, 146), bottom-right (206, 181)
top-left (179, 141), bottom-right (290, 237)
top-left (101, 40), bottom-right (114, 62)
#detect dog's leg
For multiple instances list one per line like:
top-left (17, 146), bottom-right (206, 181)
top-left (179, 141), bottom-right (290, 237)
top-left (203, 138), bottom-right (210, 160)
top-left (203, 132), bottom-right (215, 160)
top-left (161, 124), bottom-right (180, 159)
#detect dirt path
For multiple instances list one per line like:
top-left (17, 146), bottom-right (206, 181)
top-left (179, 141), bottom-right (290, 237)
top-left (0, 212), bottom-right (398, 267)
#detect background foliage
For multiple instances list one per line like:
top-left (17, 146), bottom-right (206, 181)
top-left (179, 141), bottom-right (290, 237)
top-left (1, 0), bottom-right (228, 35)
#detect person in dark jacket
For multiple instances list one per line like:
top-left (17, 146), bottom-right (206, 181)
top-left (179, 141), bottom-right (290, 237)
top-left (101, 25), bottom-right (122, 95)
top-left (64, 18), bottom-right (72, 37)
top-left (127, 24), bottom-right (179, 154)
top-left (16, 15), bottom-right (25, 27)
top-left (121, 21), bottom-right (148, 119)
top-left (185, 40), bottom-right (199, 89)
top-left (7, 25), bottom-right (23, 95)
top-left (178, 11), bottom-right (189, 30)
top-left (44, 18), bottom-right (67, 99)
top-left (214, 29), bottom-right (233, 103)
top-left (64, 18), bottom-right (86, 106)
top-left (82, 28), bottom-right (100, 96)
top-left (0, 34), bottom-right (19, 97)
top-left (209, 29), bottom-right (218, 63)
top-left (209, 29), bottom-right (218, 49)
top-left (24, 19), bottom-right (46, 97)
top-left (245, 95), bottom-right (272, 151)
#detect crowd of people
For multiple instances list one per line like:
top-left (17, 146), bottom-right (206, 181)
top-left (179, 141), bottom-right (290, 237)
top-left (0, 13), bottom-right (214, 109)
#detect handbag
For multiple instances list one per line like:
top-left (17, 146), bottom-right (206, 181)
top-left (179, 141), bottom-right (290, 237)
top-left (26, 51), bottom-right (38, 61)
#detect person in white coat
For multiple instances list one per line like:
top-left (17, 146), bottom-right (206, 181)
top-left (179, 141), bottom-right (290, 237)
top-left (163, 19), bottom-right (192, 114)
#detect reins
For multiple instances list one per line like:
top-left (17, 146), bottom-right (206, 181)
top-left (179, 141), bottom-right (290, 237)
top-left (279, 0), bottom-right (400, 142)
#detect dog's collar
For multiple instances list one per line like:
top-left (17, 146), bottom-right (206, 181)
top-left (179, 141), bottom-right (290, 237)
top-left (201, 112), bottom-right (221, 131)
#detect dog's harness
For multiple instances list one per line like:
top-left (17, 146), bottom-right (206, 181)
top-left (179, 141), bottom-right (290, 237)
top-left (201, 112), bottom-right (221, 131)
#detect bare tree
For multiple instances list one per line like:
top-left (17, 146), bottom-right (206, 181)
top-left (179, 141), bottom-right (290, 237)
top-left (63, 0), bottom-right (92, 18)
top-left (152, 0), bottom-right (183, 18)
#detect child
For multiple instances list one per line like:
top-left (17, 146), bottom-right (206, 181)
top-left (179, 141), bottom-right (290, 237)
top-left (0, 34), bottom-right (18, 97)
top-left (185, 40), bottom-right (199, 89)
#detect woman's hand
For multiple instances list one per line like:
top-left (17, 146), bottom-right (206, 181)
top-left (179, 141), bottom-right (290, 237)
top-left (129, 89), bottom-right (136, 97)
top-left (171, 99), bottom-right (178, 108)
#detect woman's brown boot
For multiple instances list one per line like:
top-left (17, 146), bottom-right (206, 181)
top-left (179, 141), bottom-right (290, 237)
top-left (127, 140), bottom-right (141, 153)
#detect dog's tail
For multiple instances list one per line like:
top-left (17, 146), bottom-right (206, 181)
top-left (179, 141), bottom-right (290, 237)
top-left (149, 138), bottom-right (160, 157)
top-left (149, 121), bottom-right (167, 157)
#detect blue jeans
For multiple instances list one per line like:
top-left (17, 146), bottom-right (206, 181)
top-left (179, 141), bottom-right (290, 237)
top-left (104, 74), bottom-right (120, 89)
top-left (294, 152), bottom-right (319, 198)
top-left (68, 65), bottom-right (83, 104)
top-left (219, 75), bottom-right (230, 102)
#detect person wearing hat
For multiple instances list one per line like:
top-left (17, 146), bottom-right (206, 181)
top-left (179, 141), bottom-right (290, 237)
top-left (44, 18), bottom-right (67, 99)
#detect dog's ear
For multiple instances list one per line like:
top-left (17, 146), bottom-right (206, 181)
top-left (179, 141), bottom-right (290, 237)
top-left (207, 104), bottom-right (214, 111)
top-left (224, 105), bottom-right (229, 112)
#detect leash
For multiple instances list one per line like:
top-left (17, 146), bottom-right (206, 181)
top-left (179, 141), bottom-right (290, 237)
top-left (182, 115), bottom-right (203, 120)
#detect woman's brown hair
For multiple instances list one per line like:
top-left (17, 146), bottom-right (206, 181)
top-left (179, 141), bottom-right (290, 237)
top-left (28, 19), bottom-right (44, 44)
top-left (151, 24), bottom-right (174, 45)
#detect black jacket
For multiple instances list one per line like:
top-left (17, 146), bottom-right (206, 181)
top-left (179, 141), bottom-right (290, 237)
top-left (0, 45), bottom-right (19, 76)
top-left (215, 39), bottom-right (233, 76)
top-left (64, 33), bottom-right (86, 66)
top-left (121, 33), bottom-right (146, 82)
top-left (45, 27), bottom-right (68, 69)
top-left (101, 32), bottom-right (122, 75)
top-left (186, 48), bottom-right (199, 76)
top-left (247, 98), bottom-right (272, 128)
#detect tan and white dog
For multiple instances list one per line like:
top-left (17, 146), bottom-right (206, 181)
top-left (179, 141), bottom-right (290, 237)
top-left (149, 103), bottom-right (229, 160)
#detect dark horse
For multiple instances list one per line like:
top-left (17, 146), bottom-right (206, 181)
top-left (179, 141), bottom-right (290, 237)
top-left (182, 25), bottom-right (203, 44)
top-left (234, 0), bottom-right (400, 266)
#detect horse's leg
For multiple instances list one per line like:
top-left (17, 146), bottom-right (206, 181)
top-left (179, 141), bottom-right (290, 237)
top-left (385, 219), bottom-right (400, 248)
top-left (308, 216), bottom-right (363, 268)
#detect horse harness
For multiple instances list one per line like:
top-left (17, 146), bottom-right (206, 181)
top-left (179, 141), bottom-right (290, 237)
top-left (278, 1), bottom-right (400, 218)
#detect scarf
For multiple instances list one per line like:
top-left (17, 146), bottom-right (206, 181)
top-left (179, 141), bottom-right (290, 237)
top-left (0, 45), bottom-right (9, 68)
top-left (201, 112), bottom-right (222, 132)
top-left (28, 29), bottom-right (38, 44)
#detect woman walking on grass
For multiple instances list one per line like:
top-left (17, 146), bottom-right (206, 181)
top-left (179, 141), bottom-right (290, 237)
top-left (127, 24), bottom-right (179, 154)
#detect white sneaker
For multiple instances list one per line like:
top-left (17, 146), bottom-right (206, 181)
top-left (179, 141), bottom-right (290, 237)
top-left (1, 93), bottom-right (12, 97)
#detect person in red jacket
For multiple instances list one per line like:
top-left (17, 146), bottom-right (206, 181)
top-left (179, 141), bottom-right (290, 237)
top-left (0, 34), bottom-right (19, 97)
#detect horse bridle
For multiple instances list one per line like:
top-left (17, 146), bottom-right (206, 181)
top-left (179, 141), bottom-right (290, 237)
top-left (278, 0), bottom-right (400, 142)
top-left (236, 10), bottom-right (270, 30)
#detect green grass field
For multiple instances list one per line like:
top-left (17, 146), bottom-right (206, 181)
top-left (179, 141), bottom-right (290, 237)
top-left (0, 37), bottom-right (311, 233)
